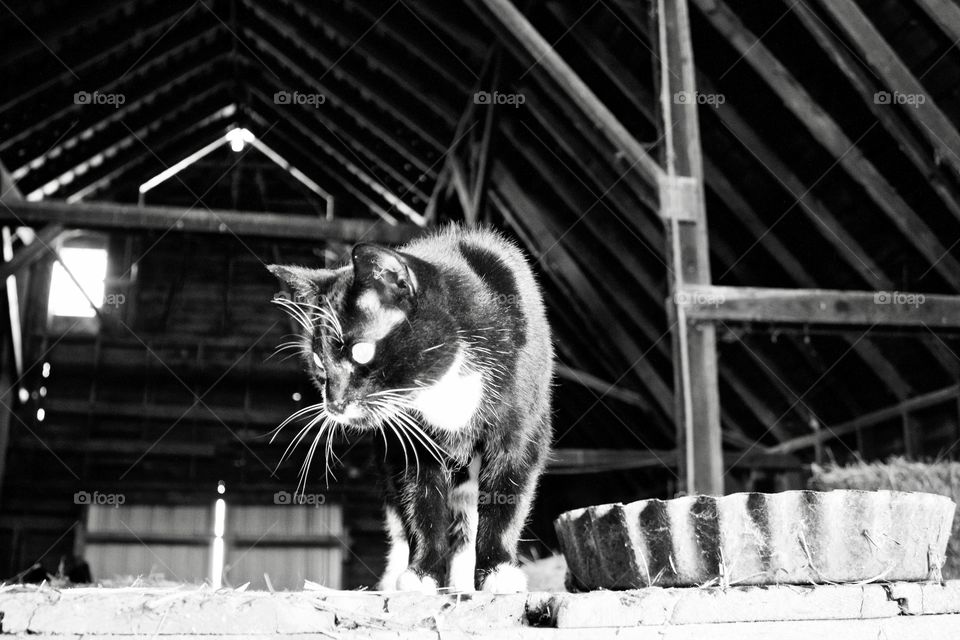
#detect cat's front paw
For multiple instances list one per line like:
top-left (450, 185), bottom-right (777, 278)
top-left (396, 569), bottom-right (440, 593)
top-left (480, 563), bottom-right (527, 593)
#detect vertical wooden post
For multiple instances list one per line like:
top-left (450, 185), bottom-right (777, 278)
top-left (0, 162), bottom-right (22, 507)
top-left (656, 0), bottom-right (723, 494)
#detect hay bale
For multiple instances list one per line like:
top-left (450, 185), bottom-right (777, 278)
top-left (811, 458), bottom-right (960, 579)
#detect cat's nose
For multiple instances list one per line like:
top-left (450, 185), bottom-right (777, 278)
top-left (325, 378), bottom-right (349, 414)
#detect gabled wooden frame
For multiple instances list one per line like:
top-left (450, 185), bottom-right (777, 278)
top-left (477, 0), bottom-right (960, 494)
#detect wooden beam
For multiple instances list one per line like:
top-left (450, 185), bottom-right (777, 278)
top-left (0, 161), bottom-right (20, 509)
top-left (241, 28), bottom-right (438, 177)
top-left (914, 0), bottom-right (960, 59)
top-left (0, 200), bottom-right (422, 244)
top-left (0, 224), bottom-right (66, 281)
top-left (554, 4), bottom-right (886, 431)
top-left (245, 99), bottom-right (411, 225)
top-left (64, 102), bottom-right (234, 203)
top-left (811, 0), bottom-right (960, 183)
top-left (1, 25), bottom-right (222, 156)
top-left (792, 0), bottom-right (960, 227)
top-left (0, 164), bottom-right (23, 202)
top-left (766, 383), bottom-right (960, 455)
top-left (657, 0), bottom-right (723, 494)
top-left (0, 3), bottom-right (190, 116)
top-left (680, 285), bottom-right (960, 327)
top-left (340, 0), bottom-right (472, 94)
top-left (555, 364), bottom-right (648, 409)
top-left (281, 0), bottom-right (459, 128)
top-left (491, 162), bottom-right (675, 422)
top-left (471, 0), bottom-right (665, 189)
top-left (693, 0), bottom-right (960, 285)
top-left (9, 61), bottom-right (232, 192)
top-left (548, 448), bottom-right (800, 474)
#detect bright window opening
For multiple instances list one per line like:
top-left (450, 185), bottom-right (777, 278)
top-left (48, 247), bottom-right (107, 317)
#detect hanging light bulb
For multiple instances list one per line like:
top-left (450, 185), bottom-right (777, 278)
top-left (225, 127), bottom-right (255, 153)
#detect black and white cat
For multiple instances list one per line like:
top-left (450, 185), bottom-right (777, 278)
top-left (269, 226), bottom-right (553, 593)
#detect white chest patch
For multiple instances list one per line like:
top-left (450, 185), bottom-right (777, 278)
top-left (412, 348), bottom-right (484, 431)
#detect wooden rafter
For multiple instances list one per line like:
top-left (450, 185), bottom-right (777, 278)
top-left (67, 103), bottom-right (235, 203)
top-left (340, 0), bottom-right (473, 94)
top-left (246, 97), bottom-right (413, 223)
top-left (242, 1), bottom-right (450, 151)
top-left (680, 285), bottom-right (960, 327)
top-left (810, 0), bottom-right (960, 184)
top-left (1, 25), bottom-right (223, 155)
top-left (470, 0), bottom-right (665, 190)
top-left (241, 31), bottom-right (438, 180)
top-left (11, 59), bottom-right (234, 183)
top-left (693, 0), bottom-right (960, 285)
top-left (766, 383), bottom-right (960, 455)
top-left (0, 200), bottom-right (422, 244)
top-left (554, 3), bottom-right (859, 435)
top-left (281, 0), bottom-right (460, 128)
top-left (791, 1), bottom-right (960, 228)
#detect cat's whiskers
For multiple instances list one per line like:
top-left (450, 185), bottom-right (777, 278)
top-left (271, 402), bottom-right (326, 441)
top-left (268, 339), bottom-right (311, 362)
top-left (365, 397), bottom-right (448, 469)
top-left (297, 420), bottom-right (329, 497)
top-left (277, 413), bottom-right (325, 473)
top-left (285, 298), bottom-right (344, 342)
top-left (272, 298), bottom-right (314, 333)
top-left (368, 404), bottom-right (410, 472)
top-left (390, 410), bottom-right (447, 464)
top-left (369, 401), bottom-right (422, 476)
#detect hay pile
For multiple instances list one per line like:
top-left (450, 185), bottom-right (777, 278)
top-left (811, 458), bottom-right (960, 579)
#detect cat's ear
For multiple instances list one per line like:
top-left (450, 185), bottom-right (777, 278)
top-left (267, 264), bottom-right (333, 301)
top-left (351, 244), bottom-right (418, 303)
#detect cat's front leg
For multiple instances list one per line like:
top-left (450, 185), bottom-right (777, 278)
top-left (377, 504), bottom-right (409, 591)
top-left (475, 437), bottom-right (547, 593)
top-left (447, 455), bottom-right (480, 592)
top-left (393, 462), bottom-right (451, 592)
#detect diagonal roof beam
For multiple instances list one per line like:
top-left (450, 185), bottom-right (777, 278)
top-left (693, 0), bottom-right (960, 286)
top-left (339, 0), bottom-right (473, 94)
top-left (809, 0), bottom-right (960, 184)
top-left (22, 80), bottom-right (233, 201)
top-left (1, 25), bottom-right (222, 154)
top-left (490, 162), bottom-right (674, 425)
top-left (246, 91), bottom-right (425, 224)
top-left (600, 0), bottom-right (919, 410)
top-left (0, 3), bottom-right (203, 116)
top-left (241, 3), bottom-right (448, 151)
top-left (241, 28), bottom-right (437, 179)
top-left (469, 0), bottom-right (666, 190)
top-left (66, 105), bottom-right (236, 203)
top-left (914, 0), bottom-right (960, 63)
top-left (242, 65), bottom-right (432, 202)
top-left (277, 0), bottom-right (460, 128)
top-left (791, 1), bottom-right (960, 229)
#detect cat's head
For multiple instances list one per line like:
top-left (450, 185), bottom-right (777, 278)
top-left (268, 244), bottom-right (459, 430)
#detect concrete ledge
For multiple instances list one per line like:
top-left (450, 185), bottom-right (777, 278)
top-left (1, 581), bottom-right (959, 637)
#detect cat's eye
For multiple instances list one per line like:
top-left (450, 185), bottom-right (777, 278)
top-left (312, 352), bottom-right (323, 369)
top-left (351, 342), bottom-right (375, 365)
